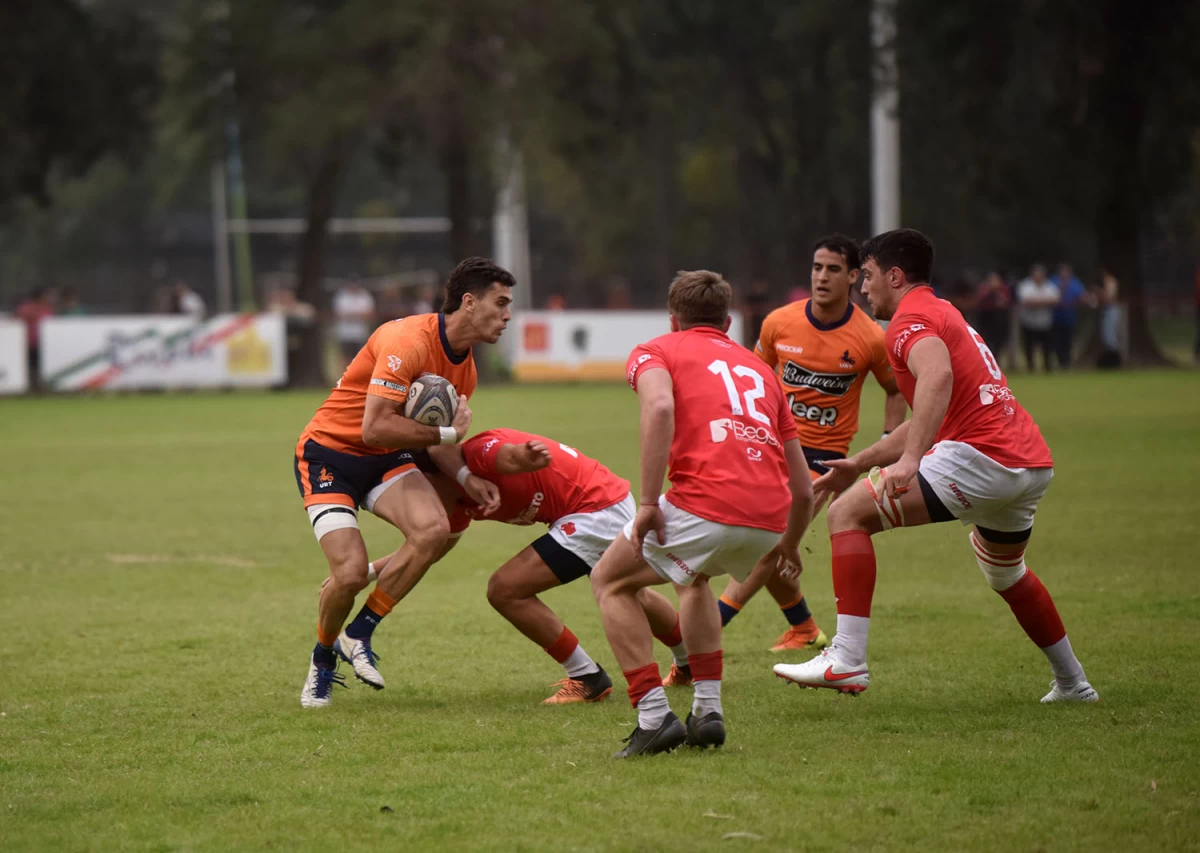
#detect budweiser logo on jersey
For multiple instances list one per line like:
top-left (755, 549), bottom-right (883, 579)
top-left (780, 361), bottom-right (857, 397)
top-left (709, 418), bottom-right (779, 446)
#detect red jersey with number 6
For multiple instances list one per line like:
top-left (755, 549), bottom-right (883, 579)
top-left (452, 428), bottom-right (630, 529)
top-left (626, 326), bottom-right (798, 533)
top-left (887, 286), bottom-right (1052, 469)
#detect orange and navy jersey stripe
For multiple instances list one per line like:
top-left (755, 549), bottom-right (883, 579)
top-left (755, 300), bottom-right (893, 456)
top-left (299, 313), bottom-right (477, 456)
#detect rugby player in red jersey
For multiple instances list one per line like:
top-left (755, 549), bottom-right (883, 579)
top-left (360, 429), bottom-right (690, 704)
top-left (591, 271), bottom-right (815, 758)
top-left (774, 229), bottom-right (1097, 703)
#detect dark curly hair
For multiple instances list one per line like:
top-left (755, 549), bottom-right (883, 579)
top-left (812, 234), bottom-right (861, 270)
top-left (860, 229), bottom-right (934, 284)
top-left (441, 257), bottom-right (516, 313)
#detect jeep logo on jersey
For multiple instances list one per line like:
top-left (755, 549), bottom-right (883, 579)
top-left (780, 361), bottom-right (857, 397)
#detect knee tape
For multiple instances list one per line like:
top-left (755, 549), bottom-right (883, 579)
top-left (865, 466), bottom-right (906, 530)
top-left (307, 503), bottom-right (359, 541)
top-left (970, 531), bottom-right (1027, 591)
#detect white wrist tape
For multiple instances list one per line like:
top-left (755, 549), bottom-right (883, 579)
top-left (455, 465), bottom-right (472, 486)
top-left (439, 426), bottom-right (457, 445)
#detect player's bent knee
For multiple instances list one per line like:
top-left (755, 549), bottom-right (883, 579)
top-left (826, 494), bottom-right (861, 533)
top-left (485, 572), bottom-right (517, 610)
top-left (970, 530), bottom-right (1028, 591)
top-left (328, 555), bottom-right (370, 592)
top-left (407, 515), bottom-right (451, 558)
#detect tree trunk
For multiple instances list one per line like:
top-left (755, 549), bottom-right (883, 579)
top-left (1087, 0), bottom-right (1172, 368)
top-left (441, 116), bottom-right (474, 263)
top-left (291, 142), bottom-right (350, 388)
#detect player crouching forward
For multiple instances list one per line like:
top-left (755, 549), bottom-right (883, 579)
top-left (591, 270), bottom-right (814, 759)
top-left (773, 229), bottom-right (1097, 703)
top-left (366, 430), bottom-right (690, 703)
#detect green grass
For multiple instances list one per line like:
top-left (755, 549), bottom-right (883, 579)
top-left (2, 373), bottom-right (1199, 851)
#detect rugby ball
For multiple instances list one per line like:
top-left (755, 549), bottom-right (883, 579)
top-left (405, 374), bottom-right (458, 426)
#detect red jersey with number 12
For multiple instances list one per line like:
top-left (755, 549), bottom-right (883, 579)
top-left (887, 286), bottom-right (1052, 469)
top-left (452, 428), bottom-right (630, 528)
top-left (627, 326), bottom-right (798, 533)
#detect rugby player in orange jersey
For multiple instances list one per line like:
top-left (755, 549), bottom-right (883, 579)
top-left (362, 428), bottom-right (691, 705)
top-left (713, 235), bottom-right (908, 656)
top-left (294, 257), bottom-right (514, 708)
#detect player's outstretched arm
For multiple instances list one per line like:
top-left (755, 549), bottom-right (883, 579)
top-left (880, 377), bottom-right (908, 435)
top-left (781, 438), bottom-right (815, 543)
top-left (427, 442), bottom-right (500, 516)
top-left (494, 440), bottom-right (552, 474)
top-left (631, 367), bottom-right (674, 552)
top-left (814, 423), bottom-right (910, 497)
top-left (879, 336), bottom-right (952, 497)
top-left (361, 393), bottom-right (472, 449)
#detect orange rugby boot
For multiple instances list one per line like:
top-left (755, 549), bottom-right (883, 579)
top-left (542, 667), bottom-right (613, 704)
top-left (770, 619), bottom-right (829, 652)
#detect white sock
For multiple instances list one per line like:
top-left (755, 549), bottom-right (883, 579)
top-left (692, 680), bottom-right (722, 717)
top-left (636, 686), bottom-right (670, 729)
top-left (366, 560), bottom-right (378, 582)
top-left (832, 614), bottom-right (870, 666)
top-left (563, 645), bottom-right (600, 678)
top-left (670, 642), bottom-right (689, 667)
top-left (1042, 635), bottom-right (1086, 686)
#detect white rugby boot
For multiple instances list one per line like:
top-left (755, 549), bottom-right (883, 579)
top-left (334, 631), bottom-right (385, 689)
top-left (773, 647), bottom-right (870, 694)
top-left (1040, 680), bottom-right (1099, 704)
top-left (300, 657), bottom-right (348, 708)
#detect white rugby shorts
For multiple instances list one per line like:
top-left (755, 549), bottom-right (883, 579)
top-left (548, 493), bottom-right (637, 569)
top-left (623, 496), bottom-right (781, 587)
top-left (919, 440), bottom-right (1053, 532)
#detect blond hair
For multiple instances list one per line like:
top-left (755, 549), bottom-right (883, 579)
top-left (667, 270), bottom-right (731, 328)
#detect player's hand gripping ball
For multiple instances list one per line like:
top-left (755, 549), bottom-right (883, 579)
top-left (404, 374), bottom-right (459, 426)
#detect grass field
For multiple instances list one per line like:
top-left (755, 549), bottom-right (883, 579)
top-left (2, 372), bottom-right (1199, 852)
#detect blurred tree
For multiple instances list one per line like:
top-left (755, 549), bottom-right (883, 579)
top-left (515, 0), bottom-right (871, 300)
top-left (162, 0), bottom-right (432, 385)
top-left (897, 0), bottom-right (1200, 365)
top-left (0, 1), bottom-right (157, 211)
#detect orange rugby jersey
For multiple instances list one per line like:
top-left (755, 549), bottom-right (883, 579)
top-left (300, 313), bottom-right (477, 455)
top-left (754, 300), bottom-right (892, 455)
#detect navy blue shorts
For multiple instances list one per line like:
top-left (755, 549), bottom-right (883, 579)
top-left (294, 437), bottom-right (416, 510)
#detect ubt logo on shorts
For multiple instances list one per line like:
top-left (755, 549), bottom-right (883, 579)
top-left (709, 418), bottom-right (779, 446)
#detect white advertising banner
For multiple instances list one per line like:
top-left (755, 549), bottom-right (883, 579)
top-left (41, 314), bottom-right (287, 391)
top-left (513, 311), bottom-right (745, 381)
top-left (0, 318), bottom-right (29, 394)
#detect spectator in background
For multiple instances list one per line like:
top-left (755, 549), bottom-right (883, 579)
top-left (1017, 264), bottom-right (1059, 372)
top-left (332, 278), bottom-right (376, 369)
top-left (58, 289), bottom-right (86, 316)
top-left (1049, 263), bottom-right (1092, 369)
top-left (175, 280), bottom-right (207, 321)
top-left (375, 284), bottom-right (408, 324)
top-left (16, 289), bottom-right (55, 390)
top-left (785, 284), bottom-right (812, 304)
top-left (973, 271), bottom-right (1012, 355)
top-left (544, 294), bottom-right (567, 310)
top-left (1097, 268), bottom-right (1122, 369)
top-left (605, 278), bottom-right (632, 310)
top-left (412, 285), bottom-right (435, 316)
